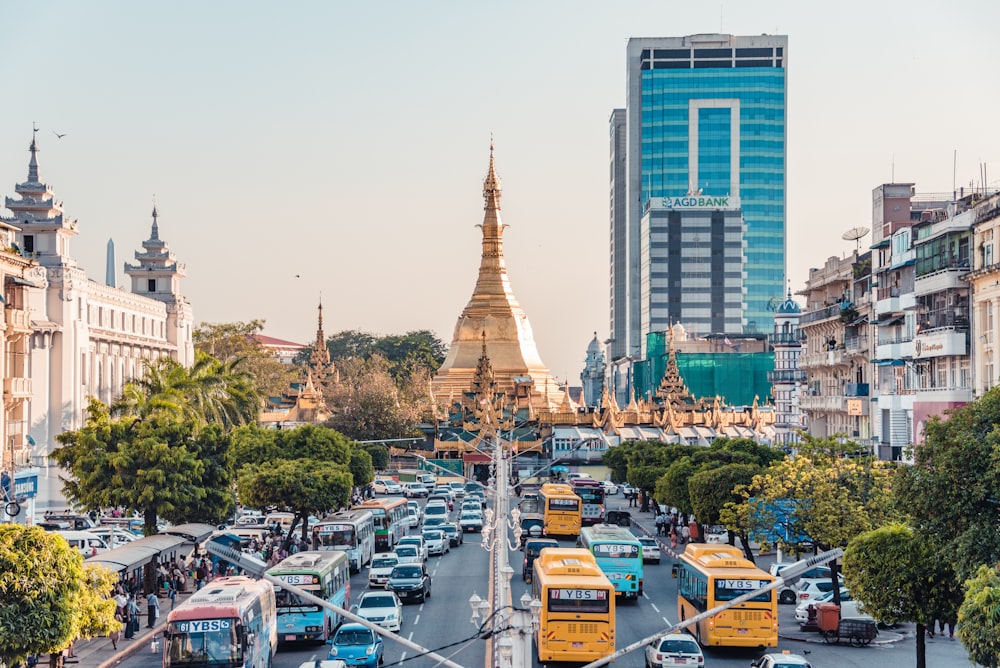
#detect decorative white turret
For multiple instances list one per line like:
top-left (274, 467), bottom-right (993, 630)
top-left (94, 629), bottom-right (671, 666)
top-left (768, 288), bottom-right (806, 447)
top-left (1, 127), bottom-right (79, 267)
top-left (124, 205), bottom-right (186, 297)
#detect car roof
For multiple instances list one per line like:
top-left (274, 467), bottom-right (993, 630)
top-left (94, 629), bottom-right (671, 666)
top-left (638, 537), bottom-right (658, 544)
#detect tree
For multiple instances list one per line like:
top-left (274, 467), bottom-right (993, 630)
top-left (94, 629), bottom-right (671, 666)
top-left (325, 356), bottom-right (424, 441)
top-left (689, 463), bottom-right (760, 553)
top-left (349, 448), bottom-right (375, 489)
top-left (958, 564), bottom-right (1000, 667)
top-left (363, 444), bottom-right (389, 471)
top-left (894, 387), bottom-right (1000, 582)
top-left (194, 320), bottom-right (300, 399)
top-left (0, 525), bottom-right (118, 667)
top-left (233, 424), bottom-right (356, 543)
top-left (843, 524), bottom-right (963, 668)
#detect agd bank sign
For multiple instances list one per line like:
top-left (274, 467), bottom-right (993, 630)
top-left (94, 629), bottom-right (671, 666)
top-left (654, 195), bottom-right (741, 211)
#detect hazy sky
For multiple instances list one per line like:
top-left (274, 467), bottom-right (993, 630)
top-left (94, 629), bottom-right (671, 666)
top-left (2, 1), bottom-right (998, 382)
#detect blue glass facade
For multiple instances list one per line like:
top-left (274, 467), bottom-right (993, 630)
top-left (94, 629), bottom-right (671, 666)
top-left (640, 67), bottom-right (786, 333)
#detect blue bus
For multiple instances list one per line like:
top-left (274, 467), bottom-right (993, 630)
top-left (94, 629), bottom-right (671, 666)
top-left (578, 524), bottom-right (644, 600)
top-left (312, 509), bottom-right (376, 573)
top-left (268, 550), bottom-right (350, 642)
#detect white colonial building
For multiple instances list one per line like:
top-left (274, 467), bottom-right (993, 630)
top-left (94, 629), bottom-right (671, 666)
top-left (1, 130), bottom-right (193, 515)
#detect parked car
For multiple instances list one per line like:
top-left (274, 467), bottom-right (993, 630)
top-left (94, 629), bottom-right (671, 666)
top-left (566, 472), bottom-right (592, 481)
top-left (403, 482), bottom-right (429, 498)
top-left (795, 588), bottom-right (863, 626)
top-left (394, 545), bottom-right (423, 565)
top-left (638, 537), bottom-right (661, 564)
top-left (327, 623), bottom-right (382, 668)
top-left (372, 478), bottom-right (402, 495)
top-left (421, 528), bottom-right (449, 556)
top-left (440, 521), bottom-right (464, 547)
top-left (459, 511), bottom-right (484, 533)
top-left (353, 591), bottom-right (402, 632)
top-left (751, 651), bottom-right (813, 668)
top-left (769, 564), bottom-right (834, 605)
top-left (367, 552), bottom-right (400, 588)
top-left (703, 525), bottom-right (729, 544)
top-left (600, 480), bottom-right (619, 495)
top-left (397, 535), bottom-right (428, 562)
top-left (387, 563), bottom-right (432, 603)
top-left (796, 577), bottom-right (845, 605)
top-left (644, 632), bottom-right (703, 667)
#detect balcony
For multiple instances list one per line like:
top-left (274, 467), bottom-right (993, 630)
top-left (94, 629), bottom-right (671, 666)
top-left (5, 307), bottom-right (31, 334)
top-left (845, 383), bottom-right (869, 397)
top-left (768, 369), bottom-right (808, 383)
top-left (769, 331), bottom-right (805, 345)
top-left (799, 394), bottom-right (847, 412)
top-left (4, 377), bottom-right (31, 400)
top-left (800, 303), bottom-right (846, 325)
top-left (845, 335), bottom-right (869, 353)
top-left (876, 338), bottom-right (915, 361)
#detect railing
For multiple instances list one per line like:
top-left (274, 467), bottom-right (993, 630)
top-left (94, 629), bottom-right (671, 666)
top-left (4, 377), bottom-right (31, 399)
top-left (878, 334), bottom-right (914, 346)
top-left (844, 335), bottom-right (869, 352)
top-left (769, 331), bottom-right (805, 344)
top-left (799, 303), bottom-right (844, 324)
top-left (5, 307), bottom-right (31, 332)
top-left (767, 369), bottom-right (808, 383)
top-left (916, 310), bottom-right (969, 332)
top-left (844, 383), bottom-right (869, 397)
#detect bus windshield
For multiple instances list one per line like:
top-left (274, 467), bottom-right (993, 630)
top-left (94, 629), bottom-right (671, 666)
top-left (548, 498), bottom-right (580, 511)
top-left (592, 543), bottom-right (639, 559)
top-left (274, 586), bottom-right (321, 613)
top-left (713, 578), bottom-right (773, 603)
top-left (166, 619), bottom-right (243, 667)
top-left (547, 588), bottom-right (610, 614)
top-left (314, 525), bottom-right (355, 548)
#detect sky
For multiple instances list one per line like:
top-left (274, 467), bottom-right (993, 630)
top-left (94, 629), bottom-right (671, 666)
top-left (2, 1), bottom-right (999, 383)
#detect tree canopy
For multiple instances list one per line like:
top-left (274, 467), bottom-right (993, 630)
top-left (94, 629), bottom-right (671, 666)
top-left (958, 564), bottom-right (1000, 667)
top-left (317, 329), bottom-right (446, 384)
top-left (0, 525), bottom-right (118, 667)
top-left (324, 355), bottom-right (426, 441)
top-left (193, 320), bottom-right (300, 399)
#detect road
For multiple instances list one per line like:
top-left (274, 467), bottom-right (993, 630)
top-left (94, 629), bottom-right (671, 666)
top-left (116, 494), bottom-right (971, 668)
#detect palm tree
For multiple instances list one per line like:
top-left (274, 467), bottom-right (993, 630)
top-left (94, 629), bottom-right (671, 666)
top-left (112, 352), bottom-right (259, 430)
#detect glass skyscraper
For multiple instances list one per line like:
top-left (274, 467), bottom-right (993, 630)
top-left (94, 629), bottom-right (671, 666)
top-left (610, 34), bottom-right (787, 361)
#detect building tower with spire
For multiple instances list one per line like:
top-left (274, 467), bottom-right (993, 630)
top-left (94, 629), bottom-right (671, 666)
top-left (309, 298), bottom-right (334, 382)
top-left (431, 144), bottom-right (563, 413)
top-left (767, 289), bottom-right (807, 446)
top-left (580, 333), bottom-right (606, 408)
top-left (0, 127), bottom-right (194, 514)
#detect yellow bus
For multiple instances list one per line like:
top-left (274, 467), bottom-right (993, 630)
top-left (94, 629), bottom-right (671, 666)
top-left (537, 483), bottom-right (583, 537)
top-left (677, 544), bottom-right (778, 648)
top-left (531, 547), bottom-right (615, 663)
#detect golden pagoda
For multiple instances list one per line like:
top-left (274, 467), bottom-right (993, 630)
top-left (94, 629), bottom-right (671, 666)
top-left (431, 143), bottom-right (563, 414)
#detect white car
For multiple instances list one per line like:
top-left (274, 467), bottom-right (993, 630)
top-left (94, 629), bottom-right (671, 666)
top-left (638, 537), bottom-right (661, 564)
top-left (644, 632), bottom-right (703, 667)
top-left (367, 552), bottom-right (400, 588)
top-left (794, 588), bottom-right (868, 625)
top-left (372, 478), bottom-right (402, 495)
top-left (423, 504), bottom-right (449, 522)
top-left (406, 506), bottom-right (419, 528)
top-left (796, 577), bottom-right (845, 605)
top-left (459, 511), bottom-right (484, 533)
top-left (601, 480), bottom-right (619, 495)
top-left (397, 535), bottom-right (428, 562)
top-left (421, 529), bottom-right (449, 556)
top-left (90, 527), bottom-right (138, 548)
top-left (394, 545), bottom-right (423, 565)
top-left (353, 591), bottom-right (402, 632)
top-left (703, 525), bottom-right (728, 544)
top-left (751, 651), bottom-right (813, 668)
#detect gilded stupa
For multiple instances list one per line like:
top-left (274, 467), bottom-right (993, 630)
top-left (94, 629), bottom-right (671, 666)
top-left (431, 144), bottom-right (564, 414)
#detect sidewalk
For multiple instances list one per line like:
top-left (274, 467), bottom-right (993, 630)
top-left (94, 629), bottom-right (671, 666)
top-left (71, 589), bottom-right (194, 668)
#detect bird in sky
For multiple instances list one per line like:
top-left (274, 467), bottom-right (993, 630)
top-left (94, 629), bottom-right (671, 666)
top-left (294, 274), bottom-right (301, 278)
top-left (53, 131), bottom-right (66, 138)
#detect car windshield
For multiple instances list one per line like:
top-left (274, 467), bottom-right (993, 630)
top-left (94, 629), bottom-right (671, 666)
top-left (396, 546), bottom-right (417, 557)
top-left (360, 595), bottom-right (395, 609)
top-left (659, 639), bottom-right (699, 653)
top-left (392, 566), bottom-right (421, 578)
top-left (425, 518), bottom-right (445, 527)
top-left (372, 557), bottom-right (398, 568)
top-left (335, 629), bottom-right (374, 646)
top-left (461, 513), bottom-right (479, 520)
top-left (422, 531), bottom-right (443, 540)
top-left (639, 538), bottom-right (656, 546)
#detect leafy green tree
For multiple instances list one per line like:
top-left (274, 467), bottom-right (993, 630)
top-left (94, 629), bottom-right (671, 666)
top-left (194, 320), bottom-right (300, 399)
top-left (350, 448), bottom-right (375, 489)
top-left (894, 387), bottom-right (1000, 582)
top-left (324, 330), bottom-right (379, 362)
top-left (843, 524), bottom-right (963, 668)
top-left (689, 463), bottom-right (760, 553)
top-left (602, 443), bottom-right (629, 483)
top-left (363, 444), bottom-right (389, 471)
top-left (958, 564), bottom-right (1000, 667)
top-left (372, 330), bottom-right (448, 382)
top-left (0, 525), bottom-right (118, 667)
top-left (234, 424), bottom-right (356, 542)
top-left (325, 356), bottom-right (424, 441)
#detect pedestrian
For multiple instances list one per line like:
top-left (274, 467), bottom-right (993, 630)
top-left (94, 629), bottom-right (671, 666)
top-left (109, 608), bottom-right (123, 650)
top-left (169, 584), bottom-right (177, 610)
top-left (146, 590), bottom-right (160, 628)
top-left (124, 595), bottom-right (140, 638)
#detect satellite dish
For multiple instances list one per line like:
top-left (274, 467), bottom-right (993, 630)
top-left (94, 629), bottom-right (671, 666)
top-left (842, 226), bottom-right (870, 253)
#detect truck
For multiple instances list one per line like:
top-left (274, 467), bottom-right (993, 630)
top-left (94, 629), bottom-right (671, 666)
top-left (396, 469), bottom-right (435, 486)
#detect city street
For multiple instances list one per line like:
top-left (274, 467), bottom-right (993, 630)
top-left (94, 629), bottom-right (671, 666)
top-left (101, 496), bottom-right (971, 668)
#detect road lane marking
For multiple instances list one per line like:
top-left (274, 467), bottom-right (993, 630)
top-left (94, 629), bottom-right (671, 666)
top-left (650, 602), bottom-right (660, 613)
top-left (414, 614), bottom-right (420, 625)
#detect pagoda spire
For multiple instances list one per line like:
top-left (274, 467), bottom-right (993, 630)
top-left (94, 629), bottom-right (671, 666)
top-left (309, 296), bottom-right (333, 379)
top-left (28, 123), bottom-right (40, 182)
top-left (150, 201), bottom-right (161, 241)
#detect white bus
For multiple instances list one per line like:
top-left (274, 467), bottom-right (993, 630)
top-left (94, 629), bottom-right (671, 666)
top-left (312, 509), bottom-right (376, 573)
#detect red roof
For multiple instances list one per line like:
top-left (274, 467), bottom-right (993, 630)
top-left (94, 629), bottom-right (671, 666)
top-left (254, 334), bottom-right (305, 348)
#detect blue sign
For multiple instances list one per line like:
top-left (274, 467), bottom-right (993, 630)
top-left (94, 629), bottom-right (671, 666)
top-left (13, 472), bottom-right (38, 498)
top-left (748, 498), bottom-right (809, 545)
